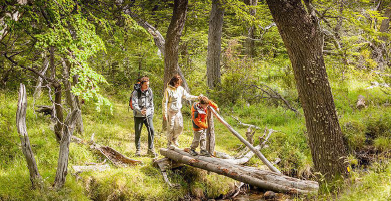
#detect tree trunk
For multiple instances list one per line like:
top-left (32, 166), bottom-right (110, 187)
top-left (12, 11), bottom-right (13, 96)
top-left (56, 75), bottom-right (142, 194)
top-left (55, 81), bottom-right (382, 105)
top-left (206, 0), bottom-right (224, 89)
top-left (266, 0), bottom-right (348, 180)
top-left (17, 83), bottom-right (42, 189)
top-left (160, 147), bottom-right (318, 194)
top-left (33, 56), bottom-right (49, 100)
top-left (49, 46), bottom-right (64, 142)
top-left (0, 0), bottom-right (28, 42)
top-left (206, 107), bottom-right (216, 155)
top-left (61, 58), bottom-right (84, 134)
top-left (72, 75), bottom-right (84, 134)
top-left (163, 0), bottom-right (188, 87)
top-left (53, 109), bottom-right (80, 189)
top-left (126, 10), bottom-right (191, 93)
top-left (244, 0), bottom-right (257, 57)
top-left (379, 2), bottom-right (391, 40)
top-left (209, 107), bottom-right (280, 173)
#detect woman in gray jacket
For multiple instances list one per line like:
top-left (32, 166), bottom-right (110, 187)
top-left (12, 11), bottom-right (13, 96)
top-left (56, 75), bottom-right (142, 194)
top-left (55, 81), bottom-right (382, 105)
top-left (162, 75), bottom-right (200, 148)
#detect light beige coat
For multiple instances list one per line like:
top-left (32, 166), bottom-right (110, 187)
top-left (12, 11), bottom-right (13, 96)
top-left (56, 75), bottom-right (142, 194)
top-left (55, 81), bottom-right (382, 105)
top-left (162, 84), bottom-right (198, 147)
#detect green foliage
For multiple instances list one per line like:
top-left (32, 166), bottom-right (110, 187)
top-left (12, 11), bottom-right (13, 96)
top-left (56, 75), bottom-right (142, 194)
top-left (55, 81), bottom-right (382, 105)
top-left (341, 120), bottom-right (366, 151)
top-left (336, 160), bottom-right (391, 201)
top-left (365, 112), bottom-right (391, 139)
top-left (2, 0), bottom-right (391, 200)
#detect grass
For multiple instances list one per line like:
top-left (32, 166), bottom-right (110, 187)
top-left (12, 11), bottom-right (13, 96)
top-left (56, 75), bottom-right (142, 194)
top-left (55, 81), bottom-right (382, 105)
top-left (1, 72), bottom-right (391, 200)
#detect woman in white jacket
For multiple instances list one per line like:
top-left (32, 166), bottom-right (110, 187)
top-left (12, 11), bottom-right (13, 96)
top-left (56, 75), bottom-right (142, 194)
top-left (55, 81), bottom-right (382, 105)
top-left (163, 75), bottom-right (200, 148)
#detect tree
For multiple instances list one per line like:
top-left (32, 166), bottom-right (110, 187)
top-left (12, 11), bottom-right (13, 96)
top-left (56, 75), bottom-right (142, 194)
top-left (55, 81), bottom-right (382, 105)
top-left (206, 0), bottom-right (224, 89)
top-left (163, 0), bottom-right (189, 88)
top-left (265, 0), bottom-right (348, 180)
top-left (244, 0), bottom-right (257, 57)
top-left (124, 10), bottom-right (191, 92)
top-left (2, 0), bottom-right (110, 189)
top-left (0, 0), bottom-right (28, 42)
top-left (16, 83), bottom-right (42, 189)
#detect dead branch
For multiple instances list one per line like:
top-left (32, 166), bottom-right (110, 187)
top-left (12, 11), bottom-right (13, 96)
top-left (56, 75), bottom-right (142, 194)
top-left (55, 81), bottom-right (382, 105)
top-left (260, 128), bottom-right (277, 148)
top-left (250, 84), bottom-right (299, 115)
top-left (230, 115), bottom-right (262, 130)
top-left (210, 107), bottom-right (281, 174)
top-left (72, 164), bottom-right (110, 174)
top-left (16, 83), bottom-right (42, 189)
top-left (221, 145), bottom-right (262, 165)
top-left (246, 127), bottom-right (256, 145)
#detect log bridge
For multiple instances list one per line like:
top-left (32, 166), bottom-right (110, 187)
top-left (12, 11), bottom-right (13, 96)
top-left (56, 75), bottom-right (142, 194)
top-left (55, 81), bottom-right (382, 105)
top-left (160, 147), bottom-right (318, 194)
top-left (157, 107), bottom-right (319, 194)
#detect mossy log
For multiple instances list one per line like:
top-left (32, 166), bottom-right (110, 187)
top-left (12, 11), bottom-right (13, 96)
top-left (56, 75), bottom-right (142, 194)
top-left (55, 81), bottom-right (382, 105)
top-left (160, 147), bottom-right (318, 194)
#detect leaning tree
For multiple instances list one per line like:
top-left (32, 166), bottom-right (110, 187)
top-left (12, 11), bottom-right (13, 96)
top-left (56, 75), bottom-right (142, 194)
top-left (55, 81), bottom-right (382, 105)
top-left (266, 0), bottom-right (348, 180)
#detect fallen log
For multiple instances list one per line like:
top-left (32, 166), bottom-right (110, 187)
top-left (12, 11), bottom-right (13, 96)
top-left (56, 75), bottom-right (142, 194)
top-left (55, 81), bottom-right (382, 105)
top-left (72, 135), bottom-right (143, 167)
top-left (160, 148), bottom-right (318, 194)
top-left (209, 107), bottom-right (281, 174)
top-left (215, 151), bottom-right (235, 159)
top-left (220, 145), bottom-right (261, 165)
top-left (35, 105), bottom-right (53, 117)
top-left (97, 145), bottom-right (143, 167)
top-left (72, 164), bottom-right (110, 173)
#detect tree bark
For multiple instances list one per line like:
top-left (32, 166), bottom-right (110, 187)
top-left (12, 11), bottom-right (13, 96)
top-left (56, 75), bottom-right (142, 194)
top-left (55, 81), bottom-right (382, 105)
top-left (160, 147), bottom-right (318, 194)
top-left (266, 0), bottom-right (348, 180)
top-left (49, 47), bottom-right (63, 142)
top-left (163, 0), bottom-right (188, 88)
top-left (17, 83), bottom-right (42, 189)
top-left (206, 107), bottom-right (215, 155)
top-left (61, 58), bottom-right (84, 134)
top-left (54, 109), bottom-right (80, 189)
top-left (379, 2), bottom-right (391, 41)
top-left (33, 56), bottom-right (49, 100)
top-left (244, 0), bottom-right (257, 57)
top-left (209, 107), bottom-right (281, 173)
top-left (206, 0), bottom-right (224, 89)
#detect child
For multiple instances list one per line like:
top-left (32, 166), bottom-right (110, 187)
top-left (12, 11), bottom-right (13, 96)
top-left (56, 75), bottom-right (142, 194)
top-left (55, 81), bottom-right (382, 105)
top-left (189, 96), bottom-right (219, 157)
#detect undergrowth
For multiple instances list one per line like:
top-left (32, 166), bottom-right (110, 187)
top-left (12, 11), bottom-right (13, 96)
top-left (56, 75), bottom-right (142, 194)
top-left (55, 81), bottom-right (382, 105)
top-left (1, 73), bottom-right (391, 200)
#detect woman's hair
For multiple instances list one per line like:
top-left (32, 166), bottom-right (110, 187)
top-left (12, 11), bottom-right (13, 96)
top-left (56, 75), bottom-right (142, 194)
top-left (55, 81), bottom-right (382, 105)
top-left (169, 75), bottom-right (182, 86)
top-left (139, 76), bottom-right (149, 84)
top-left (199, 96), bottom-right (209, 105)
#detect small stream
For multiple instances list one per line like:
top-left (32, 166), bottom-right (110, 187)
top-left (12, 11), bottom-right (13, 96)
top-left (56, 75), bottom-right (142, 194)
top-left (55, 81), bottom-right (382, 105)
top-left (217, 189), bottom-right (292, 201)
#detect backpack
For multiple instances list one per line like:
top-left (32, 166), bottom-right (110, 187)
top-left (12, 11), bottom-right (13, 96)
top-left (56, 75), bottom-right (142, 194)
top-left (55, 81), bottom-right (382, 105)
top-left (129, 83), bottom-right (152, 110)
top-left (129, 83), bottom-right (141, 110)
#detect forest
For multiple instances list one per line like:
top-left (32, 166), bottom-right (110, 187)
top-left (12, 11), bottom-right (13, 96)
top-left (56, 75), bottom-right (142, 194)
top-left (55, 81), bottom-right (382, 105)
top-left (1, 0), bottom-right (391, 200)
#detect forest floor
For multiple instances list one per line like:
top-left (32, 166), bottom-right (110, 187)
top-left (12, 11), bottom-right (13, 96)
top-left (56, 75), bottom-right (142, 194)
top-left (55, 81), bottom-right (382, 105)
top-left (1, 82), bottom-right (391, 200)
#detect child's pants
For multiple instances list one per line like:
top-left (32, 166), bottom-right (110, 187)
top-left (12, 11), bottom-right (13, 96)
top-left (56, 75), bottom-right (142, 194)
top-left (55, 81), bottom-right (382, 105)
top-left (190, 129), bottom-right (207, 151)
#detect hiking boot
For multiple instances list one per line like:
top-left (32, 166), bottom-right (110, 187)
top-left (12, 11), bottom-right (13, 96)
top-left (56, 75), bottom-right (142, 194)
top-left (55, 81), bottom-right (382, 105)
top-left (135, 149), bottom-right (141, 157)
top-left (189, 149), bottom-right (198, 156)
top-left (147, 149), bottom-right (157, 158)
top-left (200, 150), bottom-right (211, 157)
